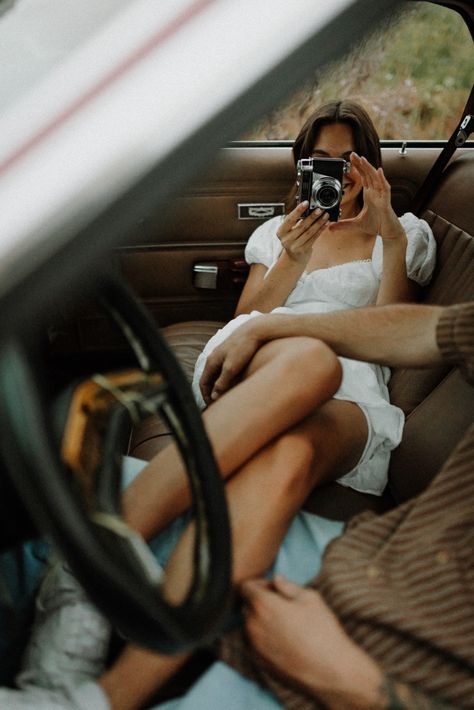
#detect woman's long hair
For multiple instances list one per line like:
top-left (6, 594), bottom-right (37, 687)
top-left (286, 100), bottom-right (382, 211)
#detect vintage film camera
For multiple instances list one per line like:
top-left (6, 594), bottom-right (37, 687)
top-left (296, 157), bottom-right (349, 221)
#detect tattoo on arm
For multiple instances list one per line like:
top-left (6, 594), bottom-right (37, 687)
top-left (379, 676), bottom-right (457, 709)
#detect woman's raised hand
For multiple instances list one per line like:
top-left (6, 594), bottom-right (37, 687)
top-left (277, 201), bottom-right (329, 265)
top-left (330, 152), bottom-right (403, 241)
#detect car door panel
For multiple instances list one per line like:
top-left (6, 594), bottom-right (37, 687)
top-left (51, 144), bottom-right (450, 355)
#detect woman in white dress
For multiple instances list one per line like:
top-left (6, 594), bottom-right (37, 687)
top-left (3, 101), bottom-right (436, 710)
top-left (94, 101), bottom-right (436, 710)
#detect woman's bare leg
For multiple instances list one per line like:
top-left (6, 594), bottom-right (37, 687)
top-left (123, 337), bottom-right (341, 539)
top-left (163, 399), bottom-right (368, 603)
top-left (100, 399), bottom-right (368, 710)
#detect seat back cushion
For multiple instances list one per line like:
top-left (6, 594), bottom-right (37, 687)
top-left (387, 153), bottom-right (474, 503)
top-left (128, 322), bottom-right (222, 460)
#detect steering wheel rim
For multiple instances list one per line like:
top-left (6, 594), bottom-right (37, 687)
top-left (0, 277), bottom-right (232, 653)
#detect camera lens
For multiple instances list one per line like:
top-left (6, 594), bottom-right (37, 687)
top-left (311, 174), bottom-right (341, 211)
top-left (317, 185), bottom-right (338, 208)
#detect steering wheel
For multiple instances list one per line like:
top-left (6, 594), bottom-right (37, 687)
top-left (0, 277), bottom-right (231, 653)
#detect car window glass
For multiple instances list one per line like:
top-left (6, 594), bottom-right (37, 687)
top-left (243, 3), bottom-right (473, 140)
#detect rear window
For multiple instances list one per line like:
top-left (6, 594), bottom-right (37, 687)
top-left (243, 3), bottom-right (473, 140)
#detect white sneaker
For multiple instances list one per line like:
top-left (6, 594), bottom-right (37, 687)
top-left (0, 681), bottom-right (109, 709)
top-left (16, 562), bottom-right (111, 693)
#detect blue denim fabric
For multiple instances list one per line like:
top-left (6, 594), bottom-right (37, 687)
top-left (0, 540), bottom-right (50, 685)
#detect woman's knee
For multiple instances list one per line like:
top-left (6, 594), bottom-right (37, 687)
top-left (298, 400), bottom-right (369, 480)
top-left (273, 337), bottom-right (342, 403)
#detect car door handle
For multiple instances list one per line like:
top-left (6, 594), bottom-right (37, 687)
top-left (193, 260), bottom-right (249, 290)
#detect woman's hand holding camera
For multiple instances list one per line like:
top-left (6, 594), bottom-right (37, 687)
top-left (233, 199), bottom-right (329, 315)
top-left (277, 201), bottom-right (329, 265)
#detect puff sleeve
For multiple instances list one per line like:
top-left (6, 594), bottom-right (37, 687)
top-left (244, 216), bottom-right (284, 269)
top-left (372, 212), bottom-right (437, 286)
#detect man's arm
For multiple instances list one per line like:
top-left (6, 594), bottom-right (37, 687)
top-left (200, 304), bottom-right (444, 404)
top-left (246, 304), bottom-right (443, 366)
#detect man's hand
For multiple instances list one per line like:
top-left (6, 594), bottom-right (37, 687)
top-left (199, 323), bottom-right (263, 404)
top-left (240, 575), bottom-right (383, 709)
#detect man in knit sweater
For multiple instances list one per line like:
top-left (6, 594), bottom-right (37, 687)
top-left (1, 302), bottom-right (473, 709)
top-left (207, 301), bottom-right (474, 710)
top-left (205, 304), bottom-right (474, 708)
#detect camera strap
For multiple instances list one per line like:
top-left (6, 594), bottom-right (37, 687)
top-left (411, 83), bottom-right (474, 216)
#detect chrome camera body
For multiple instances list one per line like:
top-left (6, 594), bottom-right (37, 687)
top-left (296, 157), bottom-right (347, 221)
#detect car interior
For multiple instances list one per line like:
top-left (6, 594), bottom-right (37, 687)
top-left (45, 135), bottom-right (474, 524)
top-left (0, 0), bottom-right (473, 703)
top-left (126, 141), bottom-right (474, 516)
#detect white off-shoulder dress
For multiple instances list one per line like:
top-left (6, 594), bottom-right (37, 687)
top-left (192, 213), bottom-right (436, 496)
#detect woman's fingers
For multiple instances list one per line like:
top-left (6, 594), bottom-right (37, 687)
top-left (293, 210), bottom-right (329, 241)
top-left (356, 154), bottom-right (389, 190)
top-left (378, 166), bottom-right (391, 191)
top-left (352, 153), bottom-right (390, 199)
top-left (358, 155), bottom-right (376, 190)
top-left (279, 204), bottom-right (324, 237)
top-left (350, 152), bottom-right (369, 190)
top-left (278, 205), bottom-right (329, 257)
top-left (279, 200), bottom-right (311, 232)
